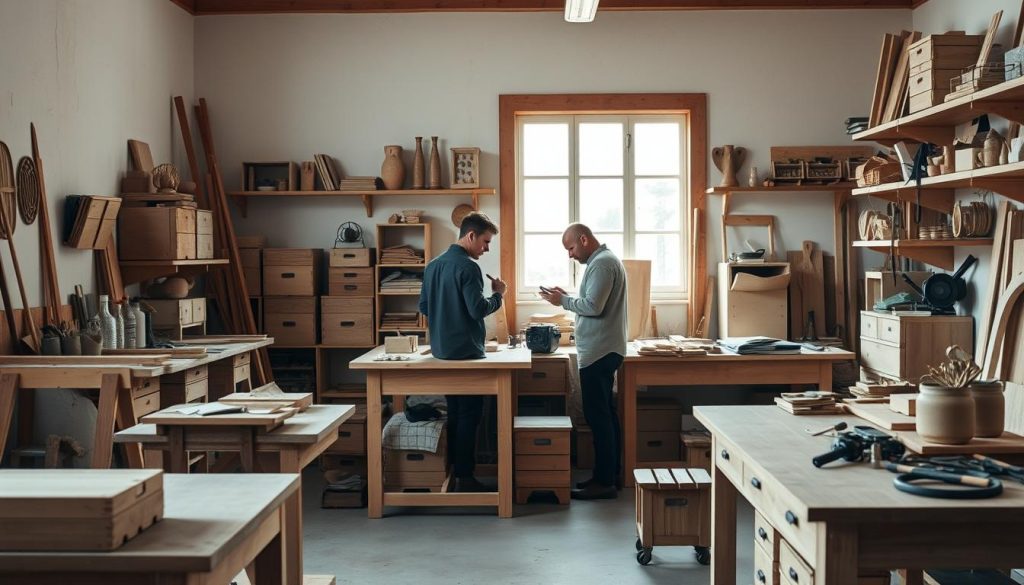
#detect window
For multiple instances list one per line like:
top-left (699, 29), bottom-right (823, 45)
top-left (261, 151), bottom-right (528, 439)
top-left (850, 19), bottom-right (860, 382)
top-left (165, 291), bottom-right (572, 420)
top-left (516, 114), bottom-right (687, 301)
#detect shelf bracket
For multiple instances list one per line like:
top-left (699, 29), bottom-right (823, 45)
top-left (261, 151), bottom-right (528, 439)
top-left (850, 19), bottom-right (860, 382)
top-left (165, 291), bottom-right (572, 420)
top-left (898, 126), bottom-right (952, 145)
top-left (981, 100), bottom-right (1024, 125)
top-left (361, 195), bottom-right (373, 217)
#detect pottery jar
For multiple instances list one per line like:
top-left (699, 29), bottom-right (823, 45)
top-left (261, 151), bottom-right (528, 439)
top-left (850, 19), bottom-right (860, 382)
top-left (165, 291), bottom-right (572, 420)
top-left (916, 382), bottom-right (975, 445)
top-left (970, 380), bottom-right (1005, 438)
top-left (381, 145), bottom-right (405, 190)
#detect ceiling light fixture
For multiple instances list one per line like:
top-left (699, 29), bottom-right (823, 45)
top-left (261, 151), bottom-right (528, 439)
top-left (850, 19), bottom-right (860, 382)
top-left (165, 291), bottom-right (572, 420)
top-left (564, 0), bottom-right (599, 23)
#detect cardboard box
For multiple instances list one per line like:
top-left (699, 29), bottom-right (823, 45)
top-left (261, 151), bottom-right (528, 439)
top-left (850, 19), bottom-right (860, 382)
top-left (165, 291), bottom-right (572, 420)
top-left (955, 147), bottom-right (982, 172)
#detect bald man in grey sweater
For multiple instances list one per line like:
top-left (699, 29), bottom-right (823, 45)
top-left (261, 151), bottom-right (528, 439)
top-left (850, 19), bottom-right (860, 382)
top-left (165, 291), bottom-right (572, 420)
top-left (540, 223), bottom-right (627, 500)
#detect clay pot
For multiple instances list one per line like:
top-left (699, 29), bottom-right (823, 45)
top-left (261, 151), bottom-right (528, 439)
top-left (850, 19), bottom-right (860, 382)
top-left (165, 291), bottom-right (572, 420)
top-left (146, 276), bottom-right (194, 299)
top-left (970, 380), bottom-right (1005, 438)
top-left (916, 382), bottom-right (975, 445)
top-left (941, 145), bottom-right (955, 174)
top-left (381, 145), bottom-right (405, 190)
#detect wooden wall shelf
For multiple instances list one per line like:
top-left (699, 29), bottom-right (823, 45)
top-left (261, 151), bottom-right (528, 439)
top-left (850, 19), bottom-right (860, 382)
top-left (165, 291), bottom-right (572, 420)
top-left (853, 238), bottom-right (993, 270)
top-left (853, 74), bottom-right (1024, 145)
top-left (852, 161), bottom-right (1024, 203)
top-left (119, 259), bottom-right (229, 284)
top-left (228, 188), bottom-right (496, 217)
top-left (706, 184), bottom-right (856, 194)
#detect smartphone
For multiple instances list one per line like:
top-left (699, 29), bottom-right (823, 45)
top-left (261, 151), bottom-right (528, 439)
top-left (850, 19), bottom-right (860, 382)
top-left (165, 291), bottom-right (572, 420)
top-left (539, 286), bottom-right (553, 294)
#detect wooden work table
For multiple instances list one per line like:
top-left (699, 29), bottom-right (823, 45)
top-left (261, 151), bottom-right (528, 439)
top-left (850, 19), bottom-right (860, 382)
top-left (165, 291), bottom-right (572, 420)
top-left (696, 405), bottom-right (1024, 584)
top-left (0, 338), bottom-right (273, 469)
top-left (620, 344), bottom-right (854, 486)
top-left (349, 345), bottom-right (532, 518)
top-left (0, 473), bottom-right (313, 585)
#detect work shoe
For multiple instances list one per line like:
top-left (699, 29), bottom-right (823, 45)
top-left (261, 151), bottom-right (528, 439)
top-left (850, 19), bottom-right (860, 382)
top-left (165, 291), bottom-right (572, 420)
top-left (570, 483), bottom-right (618, 500)
top-left (453, 476), bottom-right (493, 493)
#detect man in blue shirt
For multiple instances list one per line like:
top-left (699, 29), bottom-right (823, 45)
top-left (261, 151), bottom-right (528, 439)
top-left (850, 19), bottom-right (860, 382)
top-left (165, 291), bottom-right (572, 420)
top-left (419, 212), bottom-right (506, 492)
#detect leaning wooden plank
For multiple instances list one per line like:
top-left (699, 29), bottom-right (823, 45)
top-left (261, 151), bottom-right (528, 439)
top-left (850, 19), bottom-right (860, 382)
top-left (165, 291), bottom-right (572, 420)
top-left (984, 273), bottom-right (1024, 379)
top-left (869, 34), bottom-right (896, 128)
top-left (30, 124), bottom-right (61, 326)
top-left (978, 201), bottom-right (1012, 364)
top-left (976, 10), bottom-right (1004, 69)
top-left (883, 31), bottom-right (919, 123)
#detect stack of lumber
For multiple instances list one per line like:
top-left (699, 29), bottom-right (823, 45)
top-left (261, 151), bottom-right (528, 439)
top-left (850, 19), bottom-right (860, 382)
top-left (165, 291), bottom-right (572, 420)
top-left (634, 338), bottom-right (716, 357)
top-left (868, 30), bottom-right (922, 127)
top-left (380, 245), bottom-right (423, 265)
top-left (774, 391), bottom-right (842, 415)
top-left (379, 312), bottom-right (424, 331)
top-left (64, 195), bottom-right (121, 250)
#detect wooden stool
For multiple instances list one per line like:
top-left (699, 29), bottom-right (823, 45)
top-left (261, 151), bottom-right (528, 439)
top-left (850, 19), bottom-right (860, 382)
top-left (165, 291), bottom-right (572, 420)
top-left (514, 416), bottom-right (571, 505)
top-left (633, 467), bottom-right (711, 566)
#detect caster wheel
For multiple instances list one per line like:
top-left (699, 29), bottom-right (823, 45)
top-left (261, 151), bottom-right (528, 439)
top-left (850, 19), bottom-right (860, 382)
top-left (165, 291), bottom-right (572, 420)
top-left (695, 547), bottom-right (711, 565)
top-left (636, 549), bottom-right (653, 565)
top-left (635, 538), bottom-right (643, 552)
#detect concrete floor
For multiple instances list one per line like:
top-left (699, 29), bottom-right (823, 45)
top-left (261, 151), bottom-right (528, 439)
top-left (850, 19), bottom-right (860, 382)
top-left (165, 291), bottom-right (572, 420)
top-left (301, 468), bottom-right (755, 585)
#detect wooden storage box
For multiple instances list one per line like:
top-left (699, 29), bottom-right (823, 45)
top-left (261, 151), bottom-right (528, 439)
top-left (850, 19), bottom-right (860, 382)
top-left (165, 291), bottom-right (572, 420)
top-left (633, 467), bottom-right (711, 558)
top-left (321, 454), bottom-right (367, 475)
top-left (717, 262), bottom-right (790, 340)
top-left (907, 34), bottom-right (984, 71)
top-left (147, 298), bottom-right (207, 339)
top-left (330, 248), bottom-right (374, 267)
top-left (0, 469), bottom-right (164, 551)
top-left (384, 436), bottom-right (449, 491)
top-left (637, 398), bottom-right (682, 432)
top-left (195, 210), bottom-right (214, 259)
top-left (321, 296), bottom-right (374, 346)
top-left (680, 431), bottom-right (711, 471)
top-left (118, 207), bottom-right (196, 260)
top-left (638, 431), bottom-right (680, 462)
top-left (263, 248), bottom-right (322, 296)
top-left (514, 416), bottom-right (571, 504)
top-left (265, 296), bottom-right (317, 346)
top-left (328, 423), bottom-right (366, 454)
top-left (859, 311), bottom-right (972, 383)
top-left (515, 356), bottom-right (568, 395)
top-left (328, 267), bottom-right (374, 297)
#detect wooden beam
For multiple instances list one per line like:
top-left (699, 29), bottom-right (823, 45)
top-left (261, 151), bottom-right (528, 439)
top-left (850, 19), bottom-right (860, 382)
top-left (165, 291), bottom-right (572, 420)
top-left (191, 0), bottom-right (912, 14)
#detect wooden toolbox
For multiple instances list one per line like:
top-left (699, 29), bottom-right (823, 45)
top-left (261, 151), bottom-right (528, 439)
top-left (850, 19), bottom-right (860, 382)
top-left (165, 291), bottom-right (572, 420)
top-left (514, 416), bottom-right (571, 504)
top-left (263, 248), bottom-right (322, 296)
top-left (328, 267), bottom-right (374, 297)
top-left (321, 296), bottom-right (374, 346)
top-left (118, 206), bottom-right (196, 260)
top-left (265, 296), bottom-right (317, 345)
top-left (0, 469), bottom-right (164, 551)
top-left (330, 247), bottom-right (374, 267)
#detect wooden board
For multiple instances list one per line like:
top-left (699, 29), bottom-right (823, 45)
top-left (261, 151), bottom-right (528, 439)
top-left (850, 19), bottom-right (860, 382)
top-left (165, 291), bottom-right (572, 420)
top-left (804, 241), bottom-right (826, 338)
top-left (869, 33), bottom-right (897, 128)
top-left (103, 347), bottom-right (208, 358)
top-left (788, 250), bottom-right (805, 340)
top-left (978, 201), bottom-right (1011, 366)
top-left (976, 10), bottom-right (1004, 69)
top-left (127, 140), bottom-right (155, 174)
top-left (220, 391), bottom-right (313, 411)
top-left (142, 404), bottom-right (296, 430)
top-left (0, 355), bottom-right (172, 366)
top-left (845, 401), bottom-right (916, 430)
top-left (898, 430), bottom-right (1024, 455)
top-left (623, 259), bottom-right (652, 341)
top-left (883, 31), bottom-right (921, 123)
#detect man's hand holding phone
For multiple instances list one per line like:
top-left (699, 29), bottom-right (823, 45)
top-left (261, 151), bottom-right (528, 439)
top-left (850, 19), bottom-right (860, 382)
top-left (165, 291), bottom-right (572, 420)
top-left (538, 285), bottom-right (565, 306)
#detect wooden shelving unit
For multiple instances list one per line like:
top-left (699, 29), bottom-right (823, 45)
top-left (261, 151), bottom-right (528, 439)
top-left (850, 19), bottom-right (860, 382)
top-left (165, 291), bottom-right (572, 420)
top-left (705, 184), bottom-right (857, 194)
top-left (852, 160), bottom-right (1024, 203)
top-left (376, 223), bottom-right (430, 343)
top-left (853, 74), bottom-right (1024, 146)
top-left (119, 258), bottom-right (229, 284)
top-left (853, 238), bottom-right (993, 270)
top-left (228, 187), bottom-right (496, 217)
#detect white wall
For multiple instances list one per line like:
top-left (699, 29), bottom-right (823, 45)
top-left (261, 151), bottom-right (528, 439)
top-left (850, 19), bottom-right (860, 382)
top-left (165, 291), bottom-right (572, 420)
top-left (0, 0), bottom-right (194, 463)
top-left (195, 9), bottom-right (909, 335)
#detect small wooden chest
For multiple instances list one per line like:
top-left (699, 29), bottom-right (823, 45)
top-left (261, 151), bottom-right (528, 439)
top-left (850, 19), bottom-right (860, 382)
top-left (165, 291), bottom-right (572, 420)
top-left (118, 207), bottom-right (196, 260)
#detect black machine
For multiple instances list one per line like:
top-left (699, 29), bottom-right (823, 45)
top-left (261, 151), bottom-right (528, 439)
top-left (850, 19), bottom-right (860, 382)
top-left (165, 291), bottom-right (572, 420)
top-left (812, 425), bottom-right (905, 468)
top-left (901, 254), bottom-right (977, 314)
top-left (334, 221), bottom-right (364, 248)
top-left (525, 324), bottom-right (560, 353)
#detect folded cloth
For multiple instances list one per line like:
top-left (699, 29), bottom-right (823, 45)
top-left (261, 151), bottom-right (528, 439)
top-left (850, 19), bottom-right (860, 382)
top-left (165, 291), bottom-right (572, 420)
top-left (383, 412), bottom-right (445, 453)
top-left (718, 336), bottom-right (802, 355)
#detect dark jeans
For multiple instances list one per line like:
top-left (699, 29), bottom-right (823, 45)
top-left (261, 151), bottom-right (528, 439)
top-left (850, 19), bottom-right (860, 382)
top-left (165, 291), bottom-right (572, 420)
top-left (580, 352), bottom-right (624, 487)
top-left (445, 395), bottom-right (483, 478)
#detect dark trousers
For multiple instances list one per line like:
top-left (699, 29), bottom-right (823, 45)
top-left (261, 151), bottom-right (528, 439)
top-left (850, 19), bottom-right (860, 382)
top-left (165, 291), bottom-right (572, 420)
top-left (580, 352), bottom-right (624, 487)
top-left (445, 395), bottom-right (483, 478)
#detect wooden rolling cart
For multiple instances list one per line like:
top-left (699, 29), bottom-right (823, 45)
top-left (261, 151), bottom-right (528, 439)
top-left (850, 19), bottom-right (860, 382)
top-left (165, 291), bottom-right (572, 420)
top-left (632, 467), bottom-right (711, 566)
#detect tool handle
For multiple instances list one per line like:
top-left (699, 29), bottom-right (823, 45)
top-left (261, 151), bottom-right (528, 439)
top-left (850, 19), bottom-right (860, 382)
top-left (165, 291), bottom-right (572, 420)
top-left (888, 463), bottom-right (991, 487)
top-left (812, 446), bottom-right (848, 468)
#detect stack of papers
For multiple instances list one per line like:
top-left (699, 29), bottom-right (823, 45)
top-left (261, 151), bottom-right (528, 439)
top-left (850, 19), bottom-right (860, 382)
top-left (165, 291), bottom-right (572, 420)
top-left (718, 337), bottom-right (802, 355)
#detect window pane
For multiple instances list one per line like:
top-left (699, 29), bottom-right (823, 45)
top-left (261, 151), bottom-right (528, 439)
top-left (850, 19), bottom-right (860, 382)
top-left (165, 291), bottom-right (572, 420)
top-left (579, 123), bottom-right (623, 176)
top-left (523, 123), bottom-right (568, 176)
top-left (634, 123), bottom-right (680, 175)
top-left (524, 234), bottom-right (571, 288)
top-left (579, 178), bottom-right (623, 231)
top-left (523, 179), bottom-right (569, 231)
top-left (635, 178), bottom-right (680, 231)
top-left (593, 233), bottom-right (624, 261)
top-left (636, 233), bottom-right (681, 287)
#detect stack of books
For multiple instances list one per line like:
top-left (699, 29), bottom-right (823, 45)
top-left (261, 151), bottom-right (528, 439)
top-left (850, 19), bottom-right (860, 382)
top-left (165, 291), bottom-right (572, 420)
top-left (380, 245), bottom-right (424, 265)
top-left (313, 154), bottom-right (340, 190)
top-left (845, 117), bottom-right (869, 135)
top-left (380, 271), bottom-right (423, 293)
top-left (774, 391), bottom-right (843, 415)
top-left (848, 379), bottom-right (915, 400)
top-left (718, 337), bottom-right (802, 355)
top-left (338, 176), bottom-right (382, 191)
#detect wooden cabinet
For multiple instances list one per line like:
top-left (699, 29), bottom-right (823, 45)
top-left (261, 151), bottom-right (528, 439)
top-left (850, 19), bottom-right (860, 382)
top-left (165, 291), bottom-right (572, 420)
top-left (859, 310), bottom-right (972, 383)
top-left (514, 416), bottom-right (571, 504)
top-left (147, 298), bottom-right (207, 339)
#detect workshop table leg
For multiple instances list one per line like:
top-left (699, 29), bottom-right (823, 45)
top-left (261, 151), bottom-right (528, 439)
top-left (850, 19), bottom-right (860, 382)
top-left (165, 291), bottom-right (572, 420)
top-left (816, 523), bottom-right (859, 585)
top-left (818, 361), bottom-right (833, 392)
top-left (278, 449), bottom-right (302, 585)
top-left (498, 371), bottom-right (513, 518)
top-left (711, 442), bottom-right (738, 585)
top-left (239, 428), bottom-right (256, 472)
top-left (621, 363), bottom-right (638, 487)
top-left (90, 373), bottom-right (120, 468)
top-left (367, 371), bottom-right (384, 518)
top-left (167, 427), bottom-right (188, 473)
top-left (0, 374), bottom-right (18, 463)
top-left (116, 382), bottom-right (143, 468)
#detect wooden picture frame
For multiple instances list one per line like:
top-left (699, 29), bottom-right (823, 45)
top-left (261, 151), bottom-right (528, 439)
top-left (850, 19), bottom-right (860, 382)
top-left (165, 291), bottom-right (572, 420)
top-left (450, 147), bottom-right (480, 189)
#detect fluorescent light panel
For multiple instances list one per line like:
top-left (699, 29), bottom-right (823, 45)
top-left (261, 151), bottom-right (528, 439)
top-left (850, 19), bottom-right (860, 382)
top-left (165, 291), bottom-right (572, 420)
top-left (564, 0), bottom-right (598, 22)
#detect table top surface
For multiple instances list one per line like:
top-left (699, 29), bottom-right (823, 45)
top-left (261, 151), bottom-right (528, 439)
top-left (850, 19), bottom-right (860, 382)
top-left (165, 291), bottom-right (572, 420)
top-left (114, 404), bottom-right (354, 445)
top-left (624, 342), bottom-right (854, 363)
top-left (349, 345), bottom-right (533, 370)
top-left (695, 405), bottom-right (1024, 523)
top-left (0, 473), bottom-right (299, 573)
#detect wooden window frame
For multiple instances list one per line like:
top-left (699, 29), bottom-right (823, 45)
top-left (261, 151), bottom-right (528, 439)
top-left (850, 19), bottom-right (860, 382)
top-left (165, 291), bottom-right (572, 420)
top-left (499, 93), bottom-right (708, 331)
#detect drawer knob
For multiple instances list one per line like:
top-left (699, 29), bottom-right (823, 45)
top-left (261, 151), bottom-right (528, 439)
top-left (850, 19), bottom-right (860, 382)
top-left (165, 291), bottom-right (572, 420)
top-left (750, 477), bottom-right (762, 490)
top-left (757, 527), bottom-right (768, 541)
top-left (785, 510), bottom-right (799, 526)
top-left (721, 449), bottom-right (730, 460)
top-left (789, 567), bottom-right (799, 582)
top-left (533, 438), bottom-right (552, 446)
top-left (757, 569), bottom-right (766, 583)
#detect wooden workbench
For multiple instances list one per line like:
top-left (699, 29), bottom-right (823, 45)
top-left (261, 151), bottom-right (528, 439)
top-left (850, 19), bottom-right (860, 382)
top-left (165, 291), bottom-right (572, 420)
top-left (620, 344), bottom-right (854, 486)
top-left (696, 405), bottom-right (1024, 584)
top-left (349, 345), bottom-right (532, 518)
top-left (0, 338), bottom-right (273, 469)
top-left (0, 473), bottom-right (315, 585)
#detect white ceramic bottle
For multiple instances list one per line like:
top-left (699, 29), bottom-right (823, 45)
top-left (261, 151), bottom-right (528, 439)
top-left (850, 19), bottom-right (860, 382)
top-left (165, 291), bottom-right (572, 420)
top-left (99, 295), bottom-right (116, 350)
top-left (131, 301), bottom-right (147, 348)
top-left (123, 302), bottom-right (137, 349)
top-left (114, 301), bottom-right (125, 349)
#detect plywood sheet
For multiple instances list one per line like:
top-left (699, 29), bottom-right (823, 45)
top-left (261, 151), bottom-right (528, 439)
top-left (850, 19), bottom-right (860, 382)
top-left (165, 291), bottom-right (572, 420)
top-left (623, 259), bottom-right (652, 341)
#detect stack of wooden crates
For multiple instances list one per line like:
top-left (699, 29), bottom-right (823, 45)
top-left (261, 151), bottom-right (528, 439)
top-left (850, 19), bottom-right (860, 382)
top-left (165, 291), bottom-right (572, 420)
top-left (324, 248), bottom-right (375, 347)
top-left (907, 33), bottom-right (984, 113)
top-left (263, 248), bottom-right (322, 346)
top-left (638, 398), bottom-right (682, 463)
top-left (514, 416), bottom-right (571, 504)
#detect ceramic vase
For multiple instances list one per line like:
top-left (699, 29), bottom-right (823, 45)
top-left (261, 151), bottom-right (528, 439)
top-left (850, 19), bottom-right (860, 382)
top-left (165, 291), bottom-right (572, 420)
top-left (941, 145), bottom-right (955, 174)
top-left (114, 301), bottom-right (125, 349)
top-left (429, 136), bottom-right (442, 189)
top-left (970, 380), bottom-right (1005, 438)
top-left (123, 302), bottom-right (137, 349)
top-left (747, 167), bottom-right (758, 187)
top-left (99, 295), bottom-right (116, 350)
top-left (131, 301), bottom-right (147, 348)
top-left (413, 137), bottom-right (425, 190)
top-left (983, 130), bottom-right (1003, 167)
top-left (712, 145), bottom-right (746, 188)
top-left (916, 383), bottom-right (975, 445)
top-left (381, 145), bottom-right (405, 190)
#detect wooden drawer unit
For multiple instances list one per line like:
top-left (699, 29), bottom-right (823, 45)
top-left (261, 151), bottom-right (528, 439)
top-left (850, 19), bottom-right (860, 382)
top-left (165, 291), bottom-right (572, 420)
top-left (196, 233), bottom-right (214, 259)
top-left (160, 378), bottom-right (209, 407)
top-left (328, 423), bottom-right (366, 454)
top-left (195, 209), bottom-right (214, 235)
top-left (163, 364), bottom-right (208, 386)
top-left (330, 247), bottom-right (374, 267)
top-left (133, 391), bottom-right (161, 417)
top-left (760, 478), bottom-right (819, 566)
top-left (859, 311), bottom-right (972, 382)
top-left (638, 431), bottom-right (680, 461)
top-left (147, 299), bottom-right (206, 329)
top-left (907, 34), bottom-right (984, 71)
top-left (514, 429), bottom-right (570, 455)
top-left (263, 248), bottom-right (322, 296)
top-left (779, 539), bottom-right (813, 585)
top-left (515, 358), bottom-right (567, 394)
top-left (328, 267), bottom-right (374, 296)
top-left (118, 206), bottom-right (196, 260)
top-left (265, 296), bottom-right (317, 345)
top-left (754, 543), bottom-right (779, 585)
top-left (515, 454), bottom-right (566, 471)
top-left (131, 377), bottom-right (160, 399)
top-left (321, 296), bottom-right (374, 346)
top-left (754, 509), bottom-right (781, 559)
top-left (514, 416), bottom-right (571, 504)
top-left (714, 434), bottom-right (743, 485)
top-left (860, 312), bottom-right (877, 339)
top-left (515, 469), bottom-right (570, 487)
